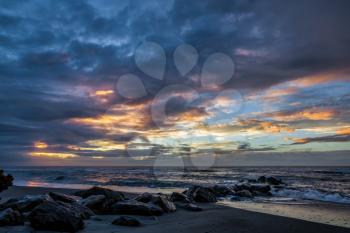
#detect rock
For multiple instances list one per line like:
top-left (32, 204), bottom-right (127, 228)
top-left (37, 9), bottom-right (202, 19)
top-left (59, 201), bottom-right (94, 220)
top-left (250, 185), bottom-right (271, 194)
top-left (212, 185), bottom-right (235, 197)
top-left (135, 193), bottom-right (176, 213)
top-left (184, 203), bottom-right (202, 212)
top-left (0, 208), bottom-right (24, 226)
top-left (152, 196), bottom-right (176, 213)
top-left (78, 195), bottom-right (108, 214)
top-left (257, 176), bottom-right (267, 183)
top-left (75, 187), bottom-right (125, 214)
top-left (233, 183), bottom-right (251, 192)
top-left (236, 190), bottom-right (253, 198)
top-left (74, 186), bottom-right (124, 202)
top-left (111, 200), bottom-right (163, 216)
top-left (266, 177), bottom-right (283, 185)
top-left (0, 198), bottom-right (18, 211)
top-left (258, 176), bottom-right (283, 185)
top-left (185, 186), bottom-right (217, 203)
top-left (170, 192), bottom-right (191, 203)
top-left (0, 194), bottom-right (53, 212)
top-left (135, 193), bottom-right (154, 203)
top-left (0, 170), bottom-right (13, 193)
top-left (112, 216), bottom-right (141, 227)
top-left (49, 192), bottom-right (81, 203)
top-left (28, 201), bottom-right (84, 232)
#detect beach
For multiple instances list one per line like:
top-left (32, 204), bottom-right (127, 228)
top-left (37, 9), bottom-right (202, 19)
top-left (1, 186), bottom-right (350, 233)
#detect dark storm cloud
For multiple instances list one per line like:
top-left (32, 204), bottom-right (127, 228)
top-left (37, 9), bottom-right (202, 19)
top-left (1, 0), bottom-right (350, 163)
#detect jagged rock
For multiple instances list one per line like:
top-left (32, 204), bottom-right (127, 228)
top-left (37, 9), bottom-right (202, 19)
top-left (185, 186), bottom-right (217, 203)
top-left (112, 216), bottom-right (141, 227)
top-left (267, 177), bottom-right (283, 185)
top-left (135, 193), bottom-right (176, 213)
top-left (152, 196), bottom-right (176, 213)
top-left (184, 203), bottom-right (202, 212)
top-left (250, 185), bottom-right (272, 196)
top-left (0, 170), bottom-right (13, 193)
top-left (236, 190), bottom-right (253, 198)
top-left (111, 200), bottom-right (163, 216)
top-left (78, 195), bottom-right (109, 214)
top-left (170, 192), bottom-right (191, 203)
top-left (0, 194), bottom-right (53, 212)
top-left (58, 201), bottom-right (94, 220)
top-left (74, 186), bottom-right (124, 202)
top-left (28, 201), bottom-right (84, 232)
top-left (135, 193), bottom-right (154, 203)
top-left (233, 183), bottom-right (251, 192)
top-left (0, 208), bottom-right (24, 226)
top-left (212, 185), bottom-right (235, 197)
top-left (258, 176), bottom-right (283, 185)
top-left (257, 176), bottom-right (267, 183)
top-left (49, 192), bottom-right (81, 203)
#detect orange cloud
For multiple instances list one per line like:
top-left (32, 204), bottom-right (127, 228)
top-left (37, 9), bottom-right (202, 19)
top-left (290, 69), bottom-right (350, 88)
top-left (288, 138), bottom-right (310, 144)
top-left (94, 90), bottom-right (114, 96)
top-left (267, 108), bottom-right (336, 121)
top-left (238, 119), bottom-right (294, 134)
top-left (30, 152), bottom-right (78, 159)
top-left (67, 102), bottom-right (152, 132)
top-left (34, 141), bottom-right (48, 149)
top-left (264, 87), bottom-right (298, 101)
top-left (336, 127), bottom-right (350, 135)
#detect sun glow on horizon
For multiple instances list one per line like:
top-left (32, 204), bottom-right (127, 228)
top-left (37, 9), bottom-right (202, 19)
top-left (34, 141), bottom-right (48, 149)
top-left (30, 152), bottom-right (78, 159)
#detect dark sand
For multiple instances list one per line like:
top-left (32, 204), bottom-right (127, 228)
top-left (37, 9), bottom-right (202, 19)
top-left (1, 186), bottom-right (350, 233)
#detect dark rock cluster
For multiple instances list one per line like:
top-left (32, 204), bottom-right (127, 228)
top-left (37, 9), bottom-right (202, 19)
top-left (0, 176), bottom-right (284, 232)
top-left (0, 170), bottom-right (13, 193)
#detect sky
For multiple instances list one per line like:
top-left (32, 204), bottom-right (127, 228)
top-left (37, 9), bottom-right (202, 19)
top-left (1, 0), bottom-right (350, 166)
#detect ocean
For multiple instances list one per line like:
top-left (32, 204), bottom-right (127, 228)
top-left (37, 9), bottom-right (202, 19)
top-left (4, 166), bottom-right (350, 204)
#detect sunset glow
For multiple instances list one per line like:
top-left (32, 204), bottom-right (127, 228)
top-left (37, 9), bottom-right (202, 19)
top-left (34, 141), bottom-right (48, 149)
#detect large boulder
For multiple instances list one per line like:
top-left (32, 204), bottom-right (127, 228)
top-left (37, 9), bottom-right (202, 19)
top-left (170, 192), bottom-right (191, 203)
top-left (74, 187), bottom-right (124, 202)
top-left (250, 185), bottom-right (272, 196)
top-left (134, 192), bottom-right (154, 203)
top-left (266, 177), bottom-right (283, 185)
top-left (0, 170), bottom-right (13, 193)
top-left (233, 183), bottom-right (251, 192)
top-left (258, 176), bottom-right (283, 185)
top-left (111, 200), bottom-right (163, 216)
top-left (112, 216), bottom-right (141, 227)
top-left (58, 201), bottom-right (94, 220)
top-left (152, 196), bottom-right (176, 213)
top-left (236, 190), bottom-right (253, 198)
top-left (74, 187), bottom-right (125, 214)
top-left (135, 193), bottom-right (176, 213)
top-left (0, 194), bottom-right (53, 212)
top-left (49, 192), bottom-right (81, 204)
top-left (0, 208), bottom-right (24, 226)
top-left (185, 186), bottom-right (217, 203)
top-left (212, 185), bottom-right (235, 197)
top-left (78, 195), bottom-right (110, 214)
top-left (28, 201), bottom-right (84, 232)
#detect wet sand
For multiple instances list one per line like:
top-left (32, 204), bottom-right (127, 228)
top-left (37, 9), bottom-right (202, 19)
top-left (1, 186), bottom-right (350, 233)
